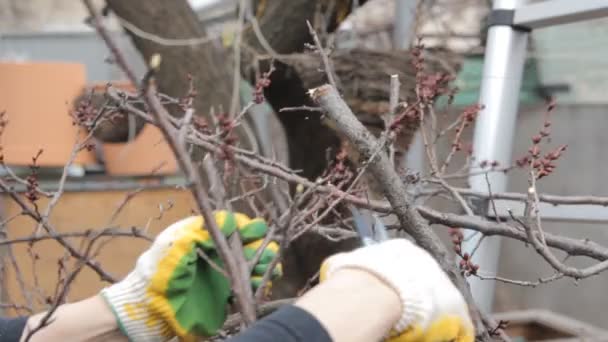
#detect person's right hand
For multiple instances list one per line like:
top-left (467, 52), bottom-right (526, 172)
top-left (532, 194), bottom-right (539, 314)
top-left (320, 239), bottom-right (474, 342)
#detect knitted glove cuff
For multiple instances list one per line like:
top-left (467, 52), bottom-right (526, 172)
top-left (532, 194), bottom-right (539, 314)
top-left (100, 271), bottom-right (167, 342)
top-left (322, 239), bottom-right (434, 334)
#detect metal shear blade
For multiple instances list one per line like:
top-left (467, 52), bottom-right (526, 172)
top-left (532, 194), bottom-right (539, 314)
top-left (348, 205), bottom-right (389, 246)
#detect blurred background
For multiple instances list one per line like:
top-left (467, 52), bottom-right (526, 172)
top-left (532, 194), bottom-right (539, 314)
top-left (2, 0), bottom-right (608, 338)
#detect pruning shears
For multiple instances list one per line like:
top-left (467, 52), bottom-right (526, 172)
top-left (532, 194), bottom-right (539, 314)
top-left (348, 205), bottom-right (389, 246)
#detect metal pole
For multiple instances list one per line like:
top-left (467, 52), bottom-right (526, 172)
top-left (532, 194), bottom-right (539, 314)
top-left (393, 0), bottom-right (426, 174)
top-left (462, 0), bottom-right (530, 313)
top-left (393, 0), bottom-right (419, 49)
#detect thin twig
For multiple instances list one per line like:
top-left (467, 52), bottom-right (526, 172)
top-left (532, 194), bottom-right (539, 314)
top-left (35, 130), bottom-right (93, 235)
top-left (306, 21), bottom-right (338, 89)
top-left (83, 0), bottom-right (258, 323)
top-left (0, 178), bottom-right (117, 282)
top-left (279, 106), bottom-right (324, 113)
top-left (23, 231), bottom-right (100, 341)
top-left (106, 188), bottom-right (145, 225)
top-left (475, 272), bottom-right (564, 287)
top-left (0, 228), bottom-right (152, 246)
top-left (387, 74), bottom-right (400, 165)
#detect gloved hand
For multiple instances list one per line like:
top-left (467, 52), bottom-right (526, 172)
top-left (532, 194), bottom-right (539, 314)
top-left (320, 239), bottom-right (474, 342)
top-left (100, 211), bottom-right (281, 342)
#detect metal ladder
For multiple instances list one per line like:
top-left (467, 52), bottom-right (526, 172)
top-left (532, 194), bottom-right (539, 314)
top-left (462, 0), bottom-right (608, 313)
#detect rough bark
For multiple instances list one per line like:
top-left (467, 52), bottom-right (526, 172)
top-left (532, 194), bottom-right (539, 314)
top-left (104, 0), bottom-right (262, 217)
top-left (105, 0), bottom-right (232, 112)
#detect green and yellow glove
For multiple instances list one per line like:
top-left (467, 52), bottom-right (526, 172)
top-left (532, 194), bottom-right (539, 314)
top-left (320, 239), bottom-right (474, 342)
top-left (100, 211), bottom-right (281, 342)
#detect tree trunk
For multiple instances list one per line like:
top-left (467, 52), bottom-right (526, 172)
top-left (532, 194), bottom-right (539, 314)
top-left (243, 0), bottom-right (368, 181)
top-left (105, 0), bottom-right (266, 218)
top-left (105, 0), bottom-right (232, 112)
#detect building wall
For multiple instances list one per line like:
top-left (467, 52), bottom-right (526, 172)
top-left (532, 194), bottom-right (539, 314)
top-left (432, 103), bottom-right (608, 328)
top-left (0, 0), bottom-right (105, 33)
top-left (533, 17), bottom-right (608, 104)
top-left (1, 187), bottom-right (196, 315)
top-left (494, 104), bottom-right (608, 328)
top-left (0, 31), bottom-right (146, 82)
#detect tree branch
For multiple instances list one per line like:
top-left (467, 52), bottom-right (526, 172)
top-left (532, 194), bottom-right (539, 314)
top-left (309, 84), bottom-right (489, 339)
top-left (0, 178), bottom-right (117, 283)
top-left (82, 0), bottom-right (257, 324)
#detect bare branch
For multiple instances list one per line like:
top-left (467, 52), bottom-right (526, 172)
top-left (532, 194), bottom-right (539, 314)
top-left (0, 177), bottom-right (117, 283)
top-left (82, 0), bottom-right (257, 323)
top-left (306, 21), bottom-right (338, 89)
top-left (0, 228), bottom-right (152, 246)
top-left (309, 84), bottom-right (489, 338)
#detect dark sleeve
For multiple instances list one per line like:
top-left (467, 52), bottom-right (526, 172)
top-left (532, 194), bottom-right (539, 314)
top-left (0, 316), bottom-right (28, 342)
top-left (226, 305), bottom-right (332, 342)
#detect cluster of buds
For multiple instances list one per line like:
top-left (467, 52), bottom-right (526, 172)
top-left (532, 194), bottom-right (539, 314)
top-left (253, 67), bottom-right (275, 104)
top-left (514, 99), bottom-right (567, 179)
top-left (418, 72), bottom-right (455, 104)
top-left (449, 227), bottom-right (479, 276)
top-left (527, 144), bottom-right (567, 179)
top-left (71, 93), bottom-right (97, 128)
top-left (411, 40), bottom-right (425, 75)
top-left (450, 104), bottom-right (481, 154)
top-left (25, 149), bottom-right (43, 204)
top-left (389, 104), bottom-right (420, 137)
top-left (411, 39), bottom-right (455, 105)
top-left (0, 111), bottom-right (8, 164)
top-left (217, 114), bottom-right (238, 161)
top-left (461, 104), bottom-right (480, 125)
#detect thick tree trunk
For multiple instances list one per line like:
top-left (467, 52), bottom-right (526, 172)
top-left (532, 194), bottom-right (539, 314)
top-left (106, 0), bottom-right (232, 112)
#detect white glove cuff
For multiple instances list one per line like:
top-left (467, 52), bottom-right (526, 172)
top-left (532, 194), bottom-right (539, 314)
top-left (100, 271), bottom-right (166, 342)
top-left (322, 241), bottom-right (434, 334)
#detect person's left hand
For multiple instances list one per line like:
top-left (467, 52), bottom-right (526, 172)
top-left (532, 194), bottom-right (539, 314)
top-left (320, 239), bottom-right (474, 342)
top-left (100, 210), bottom-right (281, 342)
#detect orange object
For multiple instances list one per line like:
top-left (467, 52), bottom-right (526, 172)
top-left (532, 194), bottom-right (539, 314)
top-left (2, 188), bottom-right (196, 316)
top-left (0, 62), bottom-right (96, 167)
top-left (88, 81), bottom-right (179, 176)
top-left (103, 124), bottom-right (179, 176)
